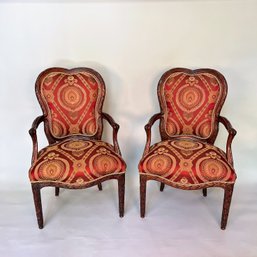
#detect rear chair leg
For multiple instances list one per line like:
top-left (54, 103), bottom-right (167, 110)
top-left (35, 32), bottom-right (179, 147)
top-left (160, 182), bottom-right (165, 192)
top-left (97, 183), bottom-right (103, 191)
top-left (140, 175), bottom-right (147, 218)
top-left (55, 187), bottom-right (59, 196)
top-left (118, 174), bottom-right (125, 217)
top-left (31, 184), bottom-right (44, 229)
top-left (202, 188), bottom-right (207, 197)
top-left (221, 184), bottom-right (234, 230)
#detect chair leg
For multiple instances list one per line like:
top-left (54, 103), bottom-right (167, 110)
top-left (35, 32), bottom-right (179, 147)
top-left (160, 182), bottom-right (165, 192)
top-left (221, 184), bottom-right (234, 230)
top-left (202, 188), bottom-right (207, 197)
top-left (97, 183), bottom-right (103, 191)
top-left (55, 187), bottom-right (59, 196)
top-left (118, 174), bottom-right (125, 217)
top-left (140, 175), bottom-right (147, 218)
top-left (31, 184), bottom-right (44, 229)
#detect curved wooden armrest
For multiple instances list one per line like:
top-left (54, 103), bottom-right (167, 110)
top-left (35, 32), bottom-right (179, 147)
top-left (102, 112), bottom-right (121, 155)
top-left (218, 116), bottom-right (237, 166)
top-left (143, 113), bottom-right (163, 156)
top-left (29, 115), bottom-right (45, 165)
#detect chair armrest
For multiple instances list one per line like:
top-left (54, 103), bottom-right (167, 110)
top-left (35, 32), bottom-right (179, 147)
top-left (143, 113), bottom-right (163, 156)
top-left (218, 116), bottom-right (237, 166)
top-left (29, 115), bottom-right (45, 165)
top-left (102, 112), bottom-right (121, 155)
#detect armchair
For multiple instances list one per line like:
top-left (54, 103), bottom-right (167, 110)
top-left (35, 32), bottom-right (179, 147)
top-left (139, 68), bottom-right (237, 229)
top-left (28, 67), bottom-right (126, 228)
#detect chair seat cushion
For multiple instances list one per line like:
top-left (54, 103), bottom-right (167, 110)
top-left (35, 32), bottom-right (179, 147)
top-left (139, 139), bottom-right (236, 187)
top-left (29, 139), bottom-right (126, 186)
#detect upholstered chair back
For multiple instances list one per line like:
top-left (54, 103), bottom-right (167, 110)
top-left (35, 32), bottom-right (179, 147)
top-left (158, 68), bottom-right (227, 143)
top-left (35, 68), bottom-right (105, 141)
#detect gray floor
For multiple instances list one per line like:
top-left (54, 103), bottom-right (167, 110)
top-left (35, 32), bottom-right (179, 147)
top-left (1, 167), bottom-right (256, 257)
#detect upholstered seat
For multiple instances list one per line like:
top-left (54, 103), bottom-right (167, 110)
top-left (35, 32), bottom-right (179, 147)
top-left (28, 67), bottom-right (126, 229)
top-left (139, 138), bottom-right (236, 188)
top-left (139, 68), bottom-right (237, 229)
top-left (29, 139), bottom-right (126, 186)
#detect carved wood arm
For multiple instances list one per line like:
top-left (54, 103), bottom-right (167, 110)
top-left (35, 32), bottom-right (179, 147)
top-left (102, 112), bottom-right (121, 155)
top-left (29, 115), bottom-right (45, 165)
top-left (218, 116), bottom-right (237, 166)
top-left (143, 112), bottom-right (163, 156)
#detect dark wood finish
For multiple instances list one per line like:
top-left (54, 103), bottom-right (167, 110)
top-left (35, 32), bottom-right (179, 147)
top-left (102, 112), bottom-right (121, 155)
top-left (218, 116), bottom-right (237, 166)
top-left (29, 115), bottom-right (44, 165)
top-left (221, 184), bottom-right (234, 230)
top-left (143, 112), bottom-right (162, 156)
top-left (55, 187), bottom-right (59, 196)
top-left (97, 183), bottom-right (103, 191)
top-left (140, 175), bottom-right (147, 218)
top-left (140, 68), bottom-right (236, 229)
top-left (31, 175), bottom-right (125, 229)
top-left (160, 183), bottom-right (165, 192)
top-left (118, 174), bottom-right (125, 217)
top-left (31, 184), bottom-right (43, 229)
top-left (29, 67), bottom-right (125, 229)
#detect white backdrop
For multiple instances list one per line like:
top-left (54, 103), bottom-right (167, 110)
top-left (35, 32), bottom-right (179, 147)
top-left (0, 1), bottom-right (257, 256)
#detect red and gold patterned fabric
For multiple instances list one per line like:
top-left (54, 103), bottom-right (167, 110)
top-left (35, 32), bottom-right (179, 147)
top-left (38, 71), bottom-right (104, 138)
top-left (139, 139), bottom-right (236, 187)
top-left (29, 139), bottom-right (126, 185)
top-left (159, 72), bottom-right (225, 139)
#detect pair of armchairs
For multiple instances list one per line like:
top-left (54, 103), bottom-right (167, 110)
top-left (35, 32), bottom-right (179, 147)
top-left (28, 67), bottom-right (237, 230)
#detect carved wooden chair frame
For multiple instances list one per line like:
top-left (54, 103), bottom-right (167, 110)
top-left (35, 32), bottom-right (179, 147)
top-left (29, 67), bottom-right (125, 228)
top-left (139, 68), bottom-right (237, 230)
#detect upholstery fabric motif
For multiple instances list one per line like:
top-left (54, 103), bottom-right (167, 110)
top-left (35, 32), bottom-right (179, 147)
top-left (40, 72), bottom-right (103, 138)
top-left (29, 139), bottom-right (126, 185)
top-left (139, 139), bottom-right (236, 186)
top-left (161, 72), bottom-right (224, 139)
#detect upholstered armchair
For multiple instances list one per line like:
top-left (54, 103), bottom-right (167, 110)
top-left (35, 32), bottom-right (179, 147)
top-left (139, 68), bottom-right (237, 229)
top-left (29, 67), bottom-right (126, 228)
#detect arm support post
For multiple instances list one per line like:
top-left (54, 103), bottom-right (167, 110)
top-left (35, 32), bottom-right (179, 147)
top-left (218, 116), bottom-right (237, 166)
top-left (29, 115), bottom-right (45, 165)
top-left (102, 112), bottom-right (121, 155)
top-left (143, 113), bottom-right (163, 156)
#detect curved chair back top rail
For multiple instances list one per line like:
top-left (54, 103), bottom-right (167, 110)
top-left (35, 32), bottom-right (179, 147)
top-left (30, 67), bottom-right (126, 229)
top-left (35, 67), bottom-right (106, 144)
top-left (139, 67), bottom-right (236, 229)
top-left (157, 68), bottom-right (228, 144)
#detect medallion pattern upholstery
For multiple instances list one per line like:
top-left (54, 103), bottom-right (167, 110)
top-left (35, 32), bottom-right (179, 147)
top-left (159, 72), bottom-right (226, 139)
top-left (39, 70), bottom-right (103, 138)
top-left (139, 139), bottom-right (236, 188)
top-left (139, 68), bottom-right (237, 230)
top-left (29, 67), bottom-right (126, 229)
top-left (30, 139), bottom-right (126, 186)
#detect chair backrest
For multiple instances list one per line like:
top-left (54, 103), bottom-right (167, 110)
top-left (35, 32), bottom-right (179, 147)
top-left (157, 68), bottom-right (227, 143)
top-left (35, 67), bottom-right (105, 142)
